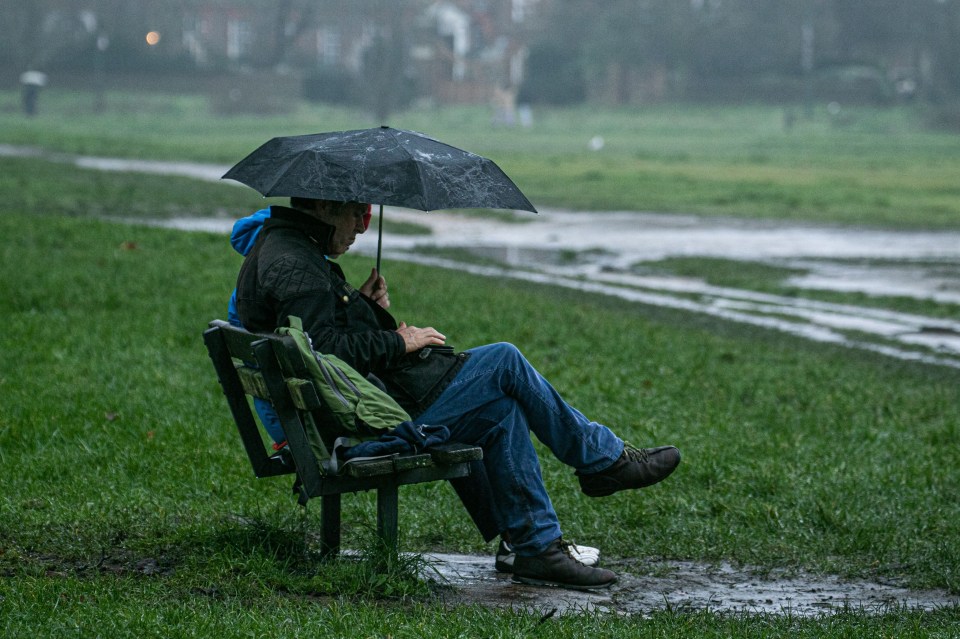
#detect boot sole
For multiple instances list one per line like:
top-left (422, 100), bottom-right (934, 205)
top-left (580, 475), bottom-right (671, 497)
top-left (580, 462), bottom-right (681, 497)
top-left (512, 574), bottom-right (617, 591)
top-left (498, 552), bottom-right (600, 572)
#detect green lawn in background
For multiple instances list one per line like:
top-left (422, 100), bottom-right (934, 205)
top-left (2, 89), bottom-right (960, 228)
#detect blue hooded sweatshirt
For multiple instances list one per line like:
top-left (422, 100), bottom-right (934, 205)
top-left (228, 208), bottom-right (270, 326)
top-left (227, 208), bottom-right (285, 444)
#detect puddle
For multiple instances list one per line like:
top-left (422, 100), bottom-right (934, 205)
top-left (392, 252), bottom-right (960, 369)
top-left (424, 553), bottom-right (960, 617)
top-left (784, 260), bottom-right (960, 306)
top-left (0, 144), bottom-right (232, 183)
top-left (376, 208), bottom-right (960, 368)
top-left (7, 144), bottom-right (960, 368)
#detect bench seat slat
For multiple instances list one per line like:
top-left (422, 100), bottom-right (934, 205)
top-left (340, 453), bottom-right (434, 478)
top-left (393, 453), bottom-right (434, 471)
top-left (429, 443), bottom-right (485, 464)
top-left (311, 463), bottom-right (474, 496)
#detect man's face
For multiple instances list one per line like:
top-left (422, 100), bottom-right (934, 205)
top-left (317, 202), bottom-right (368, 257)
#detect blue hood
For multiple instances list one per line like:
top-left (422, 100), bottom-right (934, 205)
top-left (230, 207), bottom-right (271, 256)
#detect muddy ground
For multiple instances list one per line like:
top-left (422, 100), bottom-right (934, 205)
top-left (423, 553), bottom-right (959, 617)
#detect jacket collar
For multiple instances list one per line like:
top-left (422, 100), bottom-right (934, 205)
top-left (263, 205), bottom-right (336, 254)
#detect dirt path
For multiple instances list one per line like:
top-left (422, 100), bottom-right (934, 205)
top-left (423, 553), bottom-right (959, 617)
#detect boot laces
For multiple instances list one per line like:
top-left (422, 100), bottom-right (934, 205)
top-left (558, 539), bottom-right (582, 563)
top-left (622, 443), bottom-right (650, 463)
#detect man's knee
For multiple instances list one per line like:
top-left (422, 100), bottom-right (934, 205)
top-left (487, 341), bottom-right (524, 364)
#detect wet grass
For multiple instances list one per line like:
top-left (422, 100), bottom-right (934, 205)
top-left (0, 154), bottom-right (264, 220)
top-left (0, 155), bottom-right (429, 236)
top-left (3, 582), bottom-right (958, 639)
top-left (2, 163), bottom-right (960, 634)
top-left (3, 578), bottom-right (956, 639)
top-left (3, 89), bottom-right (960, 228)
top-left (635, 257), bottom-right (806, 290)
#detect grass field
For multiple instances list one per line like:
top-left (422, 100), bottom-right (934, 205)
top-left (2, 91), bottom-right (960, 636)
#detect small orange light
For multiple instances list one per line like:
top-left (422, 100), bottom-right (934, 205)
top-left (145, 31), bottom-right (161, 45)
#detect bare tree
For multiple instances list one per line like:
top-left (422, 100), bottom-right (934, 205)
top-left (264, 0), bottom-right (318, 69)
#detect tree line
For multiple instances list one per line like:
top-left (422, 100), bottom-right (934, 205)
top-left (3, 0), bottom-right (958, 109)
top-left (521, 0), bottom-right (960, 105)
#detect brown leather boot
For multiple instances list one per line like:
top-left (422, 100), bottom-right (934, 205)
top-left (577, 444), bottom-right (681, 497)
top-left (512, 539), bottom-right (617, 591)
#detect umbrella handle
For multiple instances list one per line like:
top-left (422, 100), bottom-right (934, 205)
top-left (376, 204), bottom-right (384, 274)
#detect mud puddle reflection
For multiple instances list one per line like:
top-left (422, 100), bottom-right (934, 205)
top-left (424, 553), bottom-right (959, 617)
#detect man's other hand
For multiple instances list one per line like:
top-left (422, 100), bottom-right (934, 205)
top-left (396, 321), bottom-right (446, 352)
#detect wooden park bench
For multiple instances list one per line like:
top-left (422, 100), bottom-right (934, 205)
top-left (202, 319), bottom-right (482, 557)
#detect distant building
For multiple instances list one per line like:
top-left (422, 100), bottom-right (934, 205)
top-left (2, 0), bottom-right (542, 106)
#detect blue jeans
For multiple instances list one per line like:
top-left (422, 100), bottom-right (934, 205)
top-left (415, 342), bottom-right (624, 556)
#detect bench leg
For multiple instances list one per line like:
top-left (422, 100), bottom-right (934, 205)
top-left (320, 494), bottom-right (341, 558)
top-left (376, 481), bottom-right (399, 555)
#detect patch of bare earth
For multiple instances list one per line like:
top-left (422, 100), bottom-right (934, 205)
top-left (425, 553), bottom-right (960, 617)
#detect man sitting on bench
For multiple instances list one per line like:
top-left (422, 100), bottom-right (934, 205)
top-left (233, 198), bottom-right (681, 591)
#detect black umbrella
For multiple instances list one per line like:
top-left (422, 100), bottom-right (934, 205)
top-left (222, 126), bottom-right (537, 271)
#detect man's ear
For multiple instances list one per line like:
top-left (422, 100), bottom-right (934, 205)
top-left (314, 200), bottom-right (339, 219)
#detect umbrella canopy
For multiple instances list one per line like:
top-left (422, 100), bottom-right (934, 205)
top-left (222, 126), bottom-right (537, 213)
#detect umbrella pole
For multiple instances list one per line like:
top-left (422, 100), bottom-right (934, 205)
top-left (376, 204), bottom-right (384, 274)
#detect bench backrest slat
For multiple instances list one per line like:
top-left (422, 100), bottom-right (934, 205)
top-left (203, 323), bottom-right (287, 478)
top-left (235, 364), bottom-right (323, 412)
top-left (203, 320), bottom-right (324, 492)
top-left (235, 364), bottom-right (270, 400)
